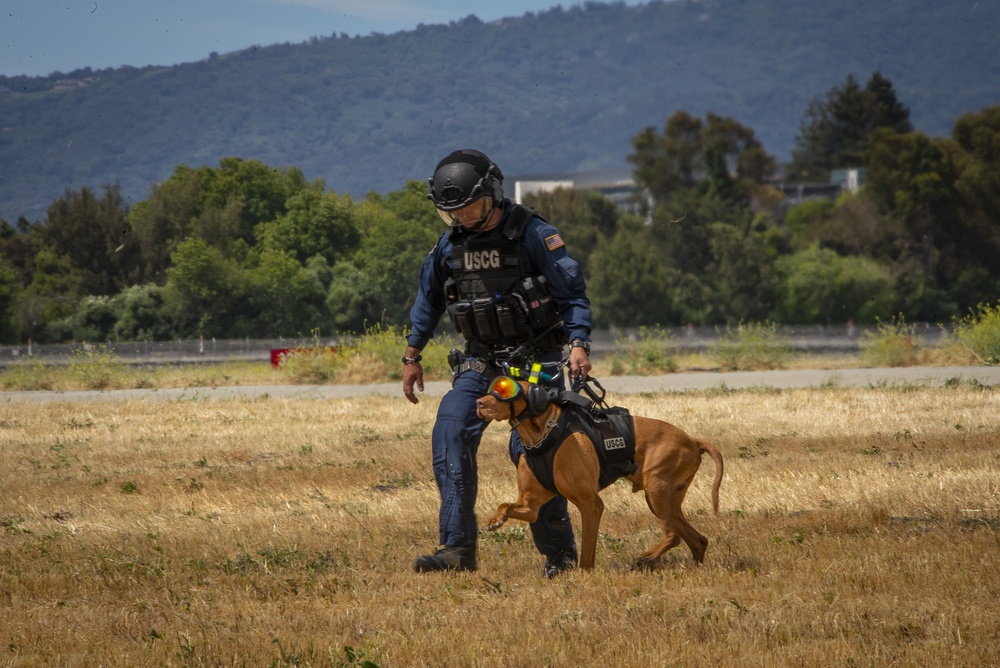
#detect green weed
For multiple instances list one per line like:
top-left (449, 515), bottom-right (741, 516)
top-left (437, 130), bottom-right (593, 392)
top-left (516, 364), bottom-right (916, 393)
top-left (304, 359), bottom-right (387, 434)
top-left (608, 326), bottom-right (679, 375)
top-left (0, 358), bottom-right (56, 391)
top-left (952, 301), bottom-right (1000, 365)
top-left (712, 322), bottom-right (791, 371)
top-left (860, 315), bottom-right (920, 367)
top-left (277, 325), bottom-right (459, 384)
top-left (66, 343), bottom-right (128, 389)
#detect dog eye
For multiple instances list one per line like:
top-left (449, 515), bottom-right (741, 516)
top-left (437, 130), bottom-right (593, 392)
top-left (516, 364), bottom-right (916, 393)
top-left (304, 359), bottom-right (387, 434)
top-left (488, 377), bottom-right (521, 401)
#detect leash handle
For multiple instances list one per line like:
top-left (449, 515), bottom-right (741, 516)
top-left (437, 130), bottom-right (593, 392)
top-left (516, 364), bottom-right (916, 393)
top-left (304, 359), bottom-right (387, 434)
top-left (573, 374), bottom-right (609, 409)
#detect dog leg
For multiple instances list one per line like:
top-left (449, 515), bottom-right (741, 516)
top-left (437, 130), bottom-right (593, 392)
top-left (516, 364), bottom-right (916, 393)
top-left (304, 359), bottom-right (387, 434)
top-left (637, 475), bottom-right (701, 565)
top-left (488, 457), bottom-right (556, 531)
top-left (676, 516), bottom-right (709, 563)
top-left (571, 494), bottom-right (604, 570)
top-left (635, 529), bottom-right (681, 569)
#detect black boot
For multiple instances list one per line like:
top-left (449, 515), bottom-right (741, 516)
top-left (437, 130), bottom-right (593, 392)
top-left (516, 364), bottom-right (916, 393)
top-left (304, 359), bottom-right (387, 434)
top-left (413, 546), bottom-right (477, 573)
top-left (543, 551), bottom-right (577, 578)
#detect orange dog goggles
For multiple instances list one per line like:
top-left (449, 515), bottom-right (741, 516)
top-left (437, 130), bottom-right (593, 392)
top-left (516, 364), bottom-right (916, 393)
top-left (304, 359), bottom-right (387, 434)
top-left (487, 376), bottom-right (523, 402)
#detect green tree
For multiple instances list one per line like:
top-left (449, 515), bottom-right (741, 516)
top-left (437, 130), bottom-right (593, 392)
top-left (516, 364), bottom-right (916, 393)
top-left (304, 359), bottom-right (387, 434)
top-left (129, 158), bottom-right (312, 284)
top-left (325, 263), bottom-right (384, 333)
top-left (112, 284), bottom-right (172, 341)
top-left (0, 259), bottom-right (17, 343)
top-left (67, 295), bottom-right (119, 342)
top-left (626, 111), bottom-right (778, 325)
top-left (630, 112), bottom-right (775, 262)
top-left (128, 165), bottom-right (206, 283)
top-left (0, 217), bottom-right (45, 289)
top-left (587, 223), bottom-right (682, 327)
top-left (773, 244), bottom-right (894, 324)
top-left (949, 106), bottom-right (1000, 305)
top-left (244, 249), bottom-right (327, 336)
top-left (255, 188), bottom-right (361, 267)
top-left (162, 237), bottom-right (245, 337)
top-left (703, 218), bottom-right (782, 323)
top-left (790, 71), bottom-right (912, 181)
top-left (699, 113), bottom-right (776, 205)
top-left (629, 110), bottom-right (702, 197)
top-left (865, 128), bottom-right (965, 319)
top-left (16, 249), bottom-right (82, 341)
top-left (41, 184), bottom-right (133, 296)
top-left (350, 182), bottom-right (441, 328)
top-left (200, 157), bottom-right (310, 243)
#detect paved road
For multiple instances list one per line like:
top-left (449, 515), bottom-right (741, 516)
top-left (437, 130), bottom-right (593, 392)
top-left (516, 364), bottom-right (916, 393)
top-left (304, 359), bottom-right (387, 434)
top-left (3, 366), bottom-right (997, 404)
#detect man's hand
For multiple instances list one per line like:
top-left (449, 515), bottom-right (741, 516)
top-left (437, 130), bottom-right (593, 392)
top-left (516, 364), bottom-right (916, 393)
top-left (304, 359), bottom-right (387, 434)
top-left (402, 347), bottom-right (424, 404)
top-left (568, 344), bottom-right (591, 380)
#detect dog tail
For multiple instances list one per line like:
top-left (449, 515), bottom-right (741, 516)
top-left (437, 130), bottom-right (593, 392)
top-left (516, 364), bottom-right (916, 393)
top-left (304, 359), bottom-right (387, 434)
top-left (698, 439), bottom-right (724, 515)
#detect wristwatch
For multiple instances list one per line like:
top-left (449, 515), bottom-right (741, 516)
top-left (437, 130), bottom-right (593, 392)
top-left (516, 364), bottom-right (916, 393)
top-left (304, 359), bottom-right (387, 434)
top-left (401, 354), bottom-right (423, 365)
top-left (570, 340), bottom-right (591, 354)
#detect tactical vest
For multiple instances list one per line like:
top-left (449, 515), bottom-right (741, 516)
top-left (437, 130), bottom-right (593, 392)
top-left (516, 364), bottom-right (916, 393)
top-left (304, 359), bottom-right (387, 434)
top-left (445, 205), bottom-right (564, 350)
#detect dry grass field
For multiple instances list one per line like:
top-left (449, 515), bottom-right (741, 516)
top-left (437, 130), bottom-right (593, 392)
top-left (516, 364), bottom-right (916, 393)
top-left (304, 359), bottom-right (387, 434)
top-left (1, 381), bottom-right (998, 666)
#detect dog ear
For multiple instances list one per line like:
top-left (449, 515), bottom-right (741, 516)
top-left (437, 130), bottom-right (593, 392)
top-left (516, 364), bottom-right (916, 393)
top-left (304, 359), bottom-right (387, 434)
top-left (526, 385), bottom-right (554, 416)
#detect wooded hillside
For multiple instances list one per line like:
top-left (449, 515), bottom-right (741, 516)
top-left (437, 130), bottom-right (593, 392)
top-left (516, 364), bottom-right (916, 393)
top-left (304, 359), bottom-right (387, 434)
top-left (1, 0), bottom-right (997, 222)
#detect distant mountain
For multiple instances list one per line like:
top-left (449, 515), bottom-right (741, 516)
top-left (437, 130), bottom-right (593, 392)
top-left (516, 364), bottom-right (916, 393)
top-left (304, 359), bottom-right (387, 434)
top-left (1, 0), bottom-right (997, 222)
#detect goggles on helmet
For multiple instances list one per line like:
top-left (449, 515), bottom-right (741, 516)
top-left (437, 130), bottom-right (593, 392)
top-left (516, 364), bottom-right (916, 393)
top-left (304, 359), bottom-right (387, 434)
top-left (488, 376), bottom-right (523, 402)
top-left (435, 196), bottom-right (493, 228)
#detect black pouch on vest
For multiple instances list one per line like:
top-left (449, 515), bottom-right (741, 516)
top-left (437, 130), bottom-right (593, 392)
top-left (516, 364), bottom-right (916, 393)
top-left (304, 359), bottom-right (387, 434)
top-left (495, 301), bottom-right (521, 338)
top-left (450, 302), bottom-right (475, 338)
top-left (473, 298), bottom-right (500, 343)
top-left (521, 276), bottom-right (560, 329)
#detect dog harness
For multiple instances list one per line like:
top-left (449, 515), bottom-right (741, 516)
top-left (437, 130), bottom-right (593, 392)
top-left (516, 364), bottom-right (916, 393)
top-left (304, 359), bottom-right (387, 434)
top-left (521, 403), bottom-right (639, 493)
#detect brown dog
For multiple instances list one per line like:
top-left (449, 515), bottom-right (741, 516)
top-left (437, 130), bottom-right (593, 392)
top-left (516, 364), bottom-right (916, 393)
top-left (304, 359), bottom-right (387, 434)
top-left (476, 380), bottom-right (723, 570)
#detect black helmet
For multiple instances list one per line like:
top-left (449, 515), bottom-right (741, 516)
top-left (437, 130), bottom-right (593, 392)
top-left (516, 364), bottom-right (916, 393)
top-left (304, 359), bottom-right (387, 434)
top-left (427, 149), bottom-right (504, 211)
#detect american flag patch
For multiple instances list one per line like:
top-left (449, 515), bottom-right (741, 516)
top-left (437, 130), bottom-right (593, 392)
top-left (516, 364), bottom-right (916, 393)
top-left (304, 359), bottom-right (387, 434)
top-left (544, 234), bottom-right (565, 251)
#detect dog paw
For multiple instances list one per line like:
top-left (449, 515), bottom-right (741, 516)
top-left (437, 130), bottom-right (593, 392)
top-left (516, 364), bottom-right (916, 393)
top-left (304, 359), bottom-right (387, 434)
top-left (485, 511), bottom-right (509, 531)
top-left (631, 556), bottom-right (657, 572)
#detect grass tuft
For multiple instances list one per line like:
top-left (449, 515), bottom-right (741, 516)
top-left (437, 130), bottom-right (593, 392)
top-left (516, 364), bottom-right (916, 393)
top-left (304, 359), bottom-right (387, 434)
top-left (712, 321), bottom-right (792, 371)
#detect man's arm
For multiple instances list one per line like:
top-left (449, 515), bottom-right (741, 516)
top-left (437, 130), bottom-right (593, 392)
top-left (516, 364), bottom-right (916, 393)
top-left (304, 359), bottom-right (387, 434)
top-left (523, 218), bottom-right (593, 377)
top-left (403, 237), bottom-right (448, 403)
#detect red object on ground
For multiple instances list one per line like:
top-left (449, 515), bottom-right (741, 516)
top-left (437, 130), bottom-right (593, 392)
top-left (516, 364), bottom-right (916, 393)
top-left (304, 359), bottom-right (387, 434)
top-left (270, 347), bottom-right (337, 368)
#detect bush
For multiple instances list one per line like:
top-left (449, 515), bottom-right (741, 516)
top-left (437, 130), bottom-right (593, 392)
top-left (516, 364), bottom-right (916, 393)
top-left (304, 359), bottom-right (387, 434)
top-left (68, 296), bottom-right (119, 342)
top-left (952, 302), bottom-right (1000, 365)
top-left (860, 315), bottom-right (920, 367)
top-left (66, 343), bottom-right (128, 389)
top-left (0, 358), bottom-right (56, 391)
top-left (712, 322), bottom-right (791, 371)
top-left (277, 339), bottom-right (341, 384)
top-left (608, 326), bottom-right (678, 375)
top-left (277, 325), bottom-right (459, 384)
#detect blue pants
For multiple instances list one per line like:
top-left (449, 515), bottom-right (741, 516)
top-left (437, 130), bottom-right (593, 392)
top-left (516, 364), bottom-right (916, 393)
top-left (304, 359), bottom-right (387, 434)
top-left (431, 364), bottom-right (577, 560)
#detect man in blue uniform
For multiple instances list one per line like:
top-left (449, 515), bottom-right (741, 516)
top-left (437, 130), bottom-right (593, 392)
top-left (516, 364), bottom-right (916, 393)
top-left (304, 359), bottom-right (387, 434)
top-left (402, 149), bottom-right (593, 577)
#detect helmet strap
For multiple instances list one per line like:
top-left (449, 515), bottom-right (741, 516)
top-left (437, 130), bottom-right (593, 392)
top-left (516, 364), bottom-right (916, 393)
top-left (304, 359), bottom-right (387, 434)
top-left (465, 200), bottom-right (496, 232)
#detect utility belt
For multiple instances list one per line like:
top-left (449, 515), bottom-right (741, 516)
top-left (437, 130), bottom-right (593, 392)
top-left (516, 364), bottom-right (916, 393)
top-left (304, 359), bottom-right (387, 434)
top-left (447, 337), bottom-right (564, 385)
top-left (446, 275), bottom-right (562, 348)
top-left (449, 354), bottom-right (499, 382)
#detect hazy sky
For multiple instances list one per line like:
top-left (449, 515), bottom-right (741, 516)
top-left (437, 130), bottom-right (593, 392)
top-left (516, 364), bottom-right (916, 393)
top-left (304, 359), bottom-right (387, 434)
top-left (1, 0), bottom-right (648, 77)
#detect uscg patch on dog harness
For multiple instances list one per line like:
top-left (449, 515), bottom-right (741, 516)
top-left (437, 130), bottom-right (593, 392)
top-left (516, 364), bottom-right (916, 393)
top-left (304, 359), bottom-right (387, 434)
top-left (604, 436), bottom-right (627, 450)
top-left (544, 234), bottom-right (564, 251)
